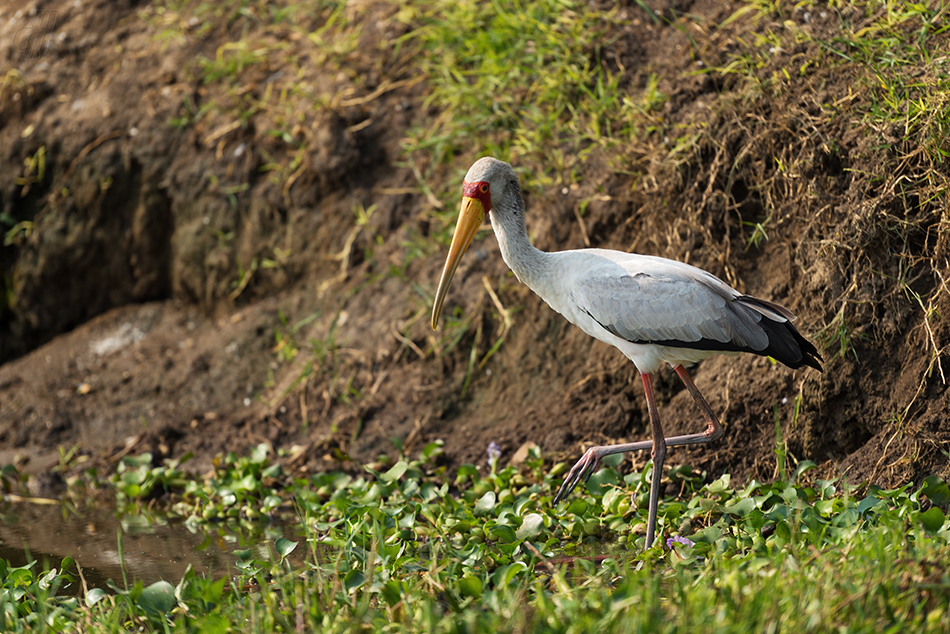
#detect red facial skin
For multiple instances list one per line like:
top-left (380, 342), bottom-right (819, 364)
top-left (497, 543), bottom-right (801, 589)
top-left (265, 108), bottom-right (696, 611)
top-left (462, 180), bottom-right (492, 212)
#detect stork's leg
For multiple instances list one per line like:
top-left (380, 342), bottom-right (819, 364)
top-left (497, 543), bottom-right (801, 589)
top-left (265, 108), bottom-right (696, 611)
top-left (642, 372), bottom-right (666, 549)
top-left (554, 365), bottom-right (724, 547)
top-left (671, 365), bottom-right (724, 446)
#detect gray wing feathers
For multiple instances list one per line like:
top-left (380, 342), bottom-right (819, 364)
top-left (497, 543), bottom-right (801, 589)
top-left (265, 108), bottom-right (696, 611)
top-left (572, 273), bottom-right (775, 351)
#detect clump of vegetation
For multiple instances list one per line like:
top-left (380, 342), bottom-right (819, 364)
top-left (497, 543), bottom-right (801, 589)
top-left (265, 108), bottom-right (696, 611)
top-left (399, 0), bottom-right (661, 175)
top-left (3, 443), bottom-right (950, 631)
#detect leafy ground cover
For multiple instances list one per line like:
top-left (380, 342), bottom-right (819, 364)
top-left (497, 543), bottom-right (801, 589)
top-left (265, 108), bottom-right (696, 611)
top-left (2, 444), bottom-right (949, 632)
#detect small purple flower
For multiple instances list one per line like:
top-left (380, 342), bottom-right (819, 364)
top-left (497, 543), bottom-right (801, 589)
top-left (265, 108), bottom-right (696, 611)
top-left (666, 534), bottom-right (695, 549)
top-left (487, 442), bottom-right (502, 467)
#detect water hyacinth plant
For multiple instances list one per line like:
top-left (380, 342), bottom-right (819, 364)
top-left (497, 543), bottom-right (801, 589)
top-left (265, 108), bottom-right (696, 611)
top-left (666, 534), bottom-right (695, 549)
top-left (2, 442), bottom-right (949, 632)
top-left (487, 441), bottom-right (502, 470)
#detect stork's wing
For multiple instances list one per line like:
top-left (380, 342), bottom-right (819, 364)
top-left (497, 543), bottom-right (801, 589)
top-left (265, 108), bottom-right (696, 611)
top-left (559, 251), bottom-right (821, 370)
top-left (570, 270), bottom-right (774, 353)
top-left (569, 259), bottom-right (822, 370)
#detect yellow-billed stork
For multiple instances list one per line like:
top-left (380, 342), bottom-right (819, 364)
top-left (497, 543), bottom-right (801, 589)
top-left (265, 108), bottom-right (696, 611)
top-left (431, 157), bottom-right (822, 549)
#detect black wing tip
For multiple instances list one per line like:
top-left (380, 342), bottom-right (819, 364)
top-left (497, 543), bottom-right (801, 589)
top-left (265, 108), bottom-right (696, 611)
top-left (788, 342), bottom-right (823, 372)
top-left (738, 296), bottom-right (822, 372)
top-left (802, 333), bottom-right (823, 371)
top-left (762, 318), bottom-right (823, 372)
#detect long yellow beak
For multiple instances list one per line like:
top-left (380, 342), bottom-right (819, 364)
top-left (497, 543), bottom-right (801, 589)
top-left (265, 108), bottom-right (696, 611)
top-left (431, 196), bottom-right (486, 329)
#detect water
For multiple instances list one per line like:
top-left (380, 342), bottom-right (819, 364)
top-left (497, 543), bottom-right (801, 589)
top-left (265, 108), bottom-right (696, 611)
top-left (0, 497), bottom-right (303, 594)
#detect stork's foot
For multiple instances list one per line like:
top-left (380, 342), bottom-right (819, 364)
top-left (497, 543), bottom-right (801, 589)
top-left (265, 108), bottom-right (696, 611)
top-left (553, 447), bottom-right (606, 503)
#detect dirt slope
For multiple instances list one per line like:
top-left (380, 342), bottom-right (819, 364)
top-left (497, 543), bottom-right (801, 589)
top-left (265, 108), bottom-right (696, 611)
top-left (1, 0), bottom-right (948, 490)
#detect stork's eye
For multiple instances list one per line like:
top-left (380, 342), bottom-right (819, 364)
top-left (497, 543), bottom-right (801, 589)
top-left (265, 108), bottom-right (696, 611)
top-left (480, 184), bottom-right (489, 194)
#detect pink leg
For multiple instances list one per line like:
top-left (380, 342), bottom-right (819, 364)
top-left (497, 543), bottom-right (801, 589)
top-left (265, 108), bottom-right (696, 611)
top-left (553, 365), bottom-right (724, 548)
top-left (643, 372), bottom-right (665, 549)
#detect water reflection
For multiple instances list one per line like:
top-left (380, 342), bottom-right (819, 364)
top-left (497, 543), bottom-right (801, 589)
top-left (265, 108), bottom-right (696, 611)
top-left (0, 498), bottom-right (303, 594)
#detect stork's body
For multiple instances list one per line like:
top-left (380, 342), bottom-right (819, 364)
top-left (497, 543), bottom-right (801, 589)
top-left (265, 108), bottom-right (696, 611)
top-left (431, 157), bottom-right (821, 549)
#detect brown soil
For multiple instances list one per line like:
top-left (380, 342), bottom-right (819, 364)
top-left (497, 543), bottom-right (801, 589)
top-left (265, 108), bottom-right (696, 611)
top-left (1, 0), bottom-right (948, 492)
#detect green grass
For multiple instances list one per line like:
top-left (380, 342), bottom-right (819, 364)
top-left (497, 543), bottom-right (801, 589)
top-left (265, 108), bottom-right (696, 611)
top-left (699, 0), bottom-right (950, 189)
top-left (401, 0), bottom-right (609, 164)
top-left (398, 0), bottom-right (665, 201)
top-left (3, 444), bottom-right (950, 632)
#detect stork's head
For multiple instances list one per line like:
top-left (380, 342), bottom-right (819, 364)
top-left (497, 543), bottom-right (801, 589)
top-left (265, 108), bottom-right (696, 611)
top-left (461, 156), bottom-right (520, 215)
top-left (431, 157), bottom-right (521, 329)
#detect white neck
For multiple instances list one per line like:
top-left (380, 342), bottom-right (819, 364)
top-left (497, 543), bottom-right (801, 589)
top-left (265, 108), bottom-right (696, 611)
top-left (489, 191), bottom-right (551, 290)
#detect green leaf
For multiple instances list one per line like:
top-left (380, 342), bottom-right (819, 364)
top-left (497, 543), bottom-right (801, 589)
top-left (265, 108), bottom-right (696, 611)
top-left (275, 538), bottom-right (298, 559)
top-left (458, 575), bottom-right (484, 598)
top-left (421, 441), bottom-right (445, 461)
top-left (7, 566), bottom-right (34, 587)
top-left (85, 588), bottom-right (108, 607)
top-left (856, 496), bottom-right (883, 515)
top-left (381, 580), bottom-right (403, 606)
top-left (122, 453), bottom-right (153, 468)
top-left (815, 499), bottom-right (836, 516)
top-left (234, 475), bottom-right (258, 491)
top-left (138, 580), bottom-right (176, 615)
top-left (475, 490), bottom-right (496, 515)
top-left (833, 508), bottom-right (860, 528)
top-left (724, 497), bottom-right (757, 516)
top-left (775, 520), bottom-right (791, 541)
top-left (516, 513), bottom-right (544, 540)
top-left (344, 569), bottom-right (365, 592)
top-left (381, 461), bottom-right (409, 483)
top-left (250, 442), bottom-right (269, 464)
top-left (456, 464), bottom-right (479, 483)
top-left (920, 476), bottom-right (950, 508)
top-left (513, 497), bottom-right (533, 515)
top-left (490, 524), bottom-right (518, 543)
top-left (193, 613), bottom-right (230, 634)
top-left (917, 507), bottom-right (946, 534)
top-left (707, 474), bottom-right (732, 493)
top-left (585, 468), bottom-right (620, 496)
top-left (491, 562), bottom-right (527, 587)
top-left (233, 549), bottom-right (253, 561)
top-left (38, 568), bottom-right (59, 590)
top-left (793, 460), bottom-right (817, 481)
top-left (565, 498), bottom-right (589, 515)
